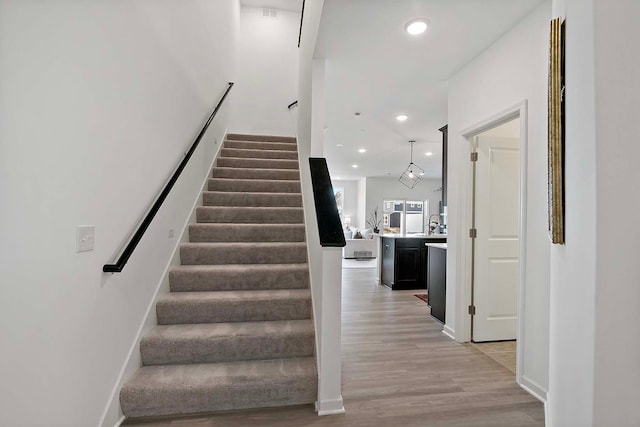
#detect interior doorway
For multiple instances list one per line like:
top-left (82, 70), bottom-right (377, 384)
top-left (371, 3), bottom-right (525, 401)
top-left (456, 101), bottom-right (528, 389)
top-left (469, 116), bottom-right (521, 375)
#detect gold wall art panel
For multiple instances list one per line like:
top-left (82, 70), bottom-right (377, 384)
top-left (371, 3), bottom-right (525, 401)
top-left (548, 17), bottom-right (565, 245)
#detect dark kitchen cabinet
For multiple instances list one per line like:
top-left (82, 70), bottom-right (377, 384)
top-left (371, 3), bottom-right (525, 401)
top-left (381, 237), bottom-right (445, 290)
top-left (428, 247), bottom-right (447, 323)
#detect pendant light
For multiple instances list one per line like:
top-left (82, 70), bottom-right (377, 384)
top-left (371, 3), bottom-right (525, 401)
top-left (399, 140), bottom-right (424, 189)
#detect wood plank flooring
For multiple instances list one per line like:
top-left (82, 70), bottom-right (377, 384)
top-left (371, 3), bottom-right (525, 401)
top-left (124, 268), bottom-right (544, 426)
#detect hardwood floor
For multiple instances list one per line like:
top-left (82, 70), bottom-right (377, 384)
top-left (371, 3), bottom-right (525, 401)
top-left (124, 268), bottom-right (544, 426)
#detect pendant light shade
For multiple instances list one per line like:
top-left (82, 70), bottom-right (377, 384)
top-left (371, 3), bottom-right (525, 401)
top-left (399, 140), bottom-right (424, 189)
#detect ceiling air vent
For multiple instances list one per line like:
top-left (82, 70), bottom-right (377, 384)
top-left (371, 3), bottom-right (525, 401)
top-left (263, 8), bottom-right (278, 18)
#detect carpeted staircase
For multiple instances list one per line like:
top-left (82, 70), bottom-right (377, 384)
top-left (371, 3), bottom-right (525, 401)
top-left (119, 133), bottom-right (317, 419)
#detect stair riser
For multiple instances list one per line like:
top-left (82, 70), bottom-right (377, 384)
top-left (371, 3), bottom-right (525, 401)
top-left (169, 267), bottom-right (310, 292)
top-left (221, 148), bottom-right (297, 160)
top-left (121, 379), bottom-right (315, 418)
top-left (196, 207), bottom-right (304, 224)
top-left (141, 333), bottom-right (314, 366)
top-left (208, 179), bottom-right (301, 193)
top-left (217, 157), bottom-right (299, 170)
top-left (180, 245), bottom-right (307, 265)
top-left (227, 133), bottom-right (297, 143)
top-left (212, 167), bottom-right (300, 180)
top-left (203, 192), bottom-right (302, 207)
top-left (189, 224), bottom-right (305, 242)
top-left (224, 140), bottom-right (298, 152)
top-left (156, 298), bottom-right (312, 324)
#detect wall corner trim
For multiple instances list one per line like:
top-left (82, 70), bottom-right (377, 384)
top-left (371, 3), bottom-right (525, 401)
top-left (317, 397), bottom-right (346, 416)
top-left (442, 325), bottom-right (456, 340)
top-left (520, 375), bottom-right (548, 403)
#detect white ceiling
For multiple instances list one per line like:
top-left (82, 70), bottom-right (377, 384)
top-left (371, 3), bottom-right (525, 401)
top-left (240, 0), bottom-right (303, 13)
top-left (316, 0), bottom-right (544, 180)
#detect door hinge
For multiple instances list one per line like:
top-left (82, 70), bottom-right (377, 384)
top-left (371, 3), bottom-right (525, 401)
top-left (470, 152), bottom-right (478, 162)
top-left (469, 228), bottom-right (477, 238)
top-left (468, 305), bottom-right (476, 315)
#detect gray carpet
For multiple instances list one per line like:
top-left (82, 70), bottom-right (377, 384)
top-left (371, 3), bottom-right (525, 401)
top-left (120, 133), bottom-right (317, 419)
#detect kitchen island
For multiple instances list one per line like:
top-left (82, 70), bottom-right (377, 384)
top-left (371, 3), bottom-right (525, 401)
top-left (376, 234), bottom-right (446, 290)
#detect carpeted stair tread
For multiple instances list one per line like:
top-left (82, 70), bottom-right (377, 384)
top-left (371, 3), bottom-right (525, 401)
top-left (121, 133), bottom-right (315, 418)
top-left (212, 167), bottom-right (300, 181)
top-left (226, 133), bottom-right (297, 143)
top-left (208, 178), bottom-right (301, 193)
top-left (217, 157), bottom-right (299, 170)
top-left (156, 289), bottom-right (312, 324)
top-left (169, 263), bottom-right (310, 292)
top-left (120, 357), bottom-right (316, 418)
top-left (141, 320), bottom-right (314, 366)
top-left (189, 223), bottom-right (305, 242)
top-left (202, 191), bottom-right (302, 207)
top-left (180, 242), bottom-right (308, 265)
top-left (224, 140), bottom-right (298, 151)
top-left (220, 148), bottom-right (297, 160)
top-left (196, 206), bottom-right (303, 224)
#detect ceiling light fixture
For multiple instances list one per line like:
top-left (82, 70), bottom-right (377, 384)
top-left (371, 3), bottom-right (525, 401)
top-left (352, 164), bottom-right (359, 169)
top-left (336, 144), bottom-right (343, 147)
top-left (425, 151), bottom-right (433, 156)
top-left (405, 19), bottom-right (428, 36)
top-left (358, 148), bottom-right (367, 153)
top-left (399, 140), bottom-right (424, 189)
top-left (396, 114), bottom-right (408, 122)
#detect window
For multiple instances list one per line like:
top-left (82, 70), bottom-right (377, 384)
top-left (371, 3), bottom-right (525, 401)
top-left (382, 199), bottom-right (429, 234)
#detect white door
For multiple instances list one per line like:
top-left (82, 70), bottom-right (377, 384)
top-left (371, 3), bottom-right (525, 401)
top-left (473, 134), bottom-right (520, 342)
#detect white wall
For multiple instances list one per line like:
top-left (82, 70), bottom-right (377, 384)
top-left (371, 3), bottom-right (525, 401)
top-left (297, 0), bottom-right (345, 414)
top-left (592, 2), bottom-right (640, 424)
top-left (331, 179), bottom-right (358, 226)
top-left (365, 177), bottom-right (441, 230)
top-left (0, 2), bottom-right (239, 426)
top-left (547, 0), bottom-right (596, 424)
top-left (447, 0), bottom-right (551, 398)
top-left (548, 1), bottom-right (640, 426)
top-left (229, 6), bottom-right (300, 136)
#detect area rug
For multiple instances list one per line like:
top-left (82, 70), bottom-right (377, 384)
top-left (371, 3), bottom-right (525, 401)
top-left (414, 294), bottom-right (428, 304)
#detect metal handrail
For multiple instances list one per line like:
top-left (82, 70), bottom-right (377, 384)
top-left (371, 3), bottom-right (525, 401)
top-left (103, 82), bottom-right (234, 273)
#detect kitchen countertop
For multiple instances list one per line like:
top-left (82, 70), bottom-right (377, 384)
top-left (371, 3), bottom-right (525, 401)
top-left (374, 233), bottom-right (447, 240)
top-left (425, 243), bottom-right (448, 250)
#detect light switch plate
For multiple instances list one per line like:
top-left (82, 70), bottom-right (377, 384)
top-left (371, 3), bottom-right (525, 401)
top-left (76, 225), bottom-right (95, 252)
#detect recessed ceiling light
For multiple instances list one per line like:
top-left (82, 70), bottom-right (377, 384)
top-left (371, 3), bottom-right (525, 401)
top-left (336, 144), bottom-right (343, 147)
top-left (396, 114), bottom-right (408, 122)
top-left (352, 164), bottom-right (358, 168)
top-left (405, 19), bottom-right (428, 36)
top-left (358, 148), bottom-right (367, 153)
top-left (335, 176), bottom-right (341, 180)
top-left (425, 151), bottom-right (433, 156)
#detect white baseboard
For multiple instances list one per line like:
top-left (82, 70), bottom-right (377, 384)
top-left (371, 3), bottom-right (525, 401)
top-left (544, 399), bottom-right (551, 427)
top-left (316, 397), bottom-right (345, 416)
top-left (98, 127), bottom-right (228, 427)
top-left (520, 375), bottom-right (547, 403)
top-left (442, 325), bottom-right (456, 340)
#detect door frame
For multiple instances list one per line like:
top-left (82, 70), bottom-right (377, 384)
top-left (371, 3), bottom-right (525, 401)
top-left (456, 100), bottom-right (528, 386)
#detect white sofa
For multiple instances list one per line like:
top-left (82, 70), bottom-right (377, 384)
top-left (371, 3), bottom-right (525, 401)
top-left (342, 228), bottom-right (378, 259)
